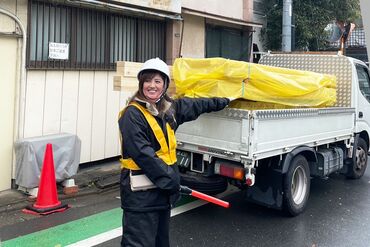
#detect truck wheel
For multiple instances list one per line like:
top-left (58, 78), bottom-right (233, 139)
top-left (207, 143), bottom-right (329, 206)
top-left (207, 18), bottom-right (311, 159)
top-left (283, 155), bottom-right (310, 216)
top-left (180, 171), bottom-right (228, 195)
top-left (346, 137), bottom-right (368, 179)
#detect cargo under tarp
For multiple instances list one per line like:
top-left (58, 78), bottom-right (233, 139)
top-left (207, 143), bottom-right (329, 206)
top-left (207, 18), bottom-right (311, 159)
top-left (173, 57), bottom-right (337, 108)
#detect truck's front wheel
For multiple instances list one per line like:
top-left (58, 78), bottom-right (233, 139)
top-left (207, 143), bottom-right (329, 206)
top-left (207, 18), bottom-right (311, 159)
top-left (283, 155), bottom-right (310, 216)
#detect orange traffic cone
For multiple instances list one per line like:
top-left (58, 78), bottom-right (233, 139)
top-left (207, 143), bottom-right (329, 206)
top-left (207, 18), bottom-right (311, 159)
top-left (23, 143), bottom-right (69, 215)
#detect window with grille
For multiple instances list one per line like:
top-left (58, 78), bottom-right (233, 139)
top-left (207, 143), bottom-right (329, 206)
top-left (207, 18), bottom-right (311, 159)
top-left (253, 0), bottom-right (265, 16)
top-left (27, 0), bottom-right (166, 70)
top-left (206, 25), bottom-right (252, 62)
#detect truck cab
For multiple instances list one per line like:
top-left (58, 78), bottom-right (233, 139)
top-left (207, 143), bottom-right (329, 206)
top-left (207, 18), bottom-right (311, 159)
top-left (353, 59), bottom-right (370, 142)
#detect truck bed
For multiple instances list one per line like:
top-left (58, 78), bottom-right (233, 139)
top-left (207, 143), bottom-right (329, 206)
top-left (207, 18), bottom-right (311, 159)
top-left (176, 107), bottom-right (355, 162)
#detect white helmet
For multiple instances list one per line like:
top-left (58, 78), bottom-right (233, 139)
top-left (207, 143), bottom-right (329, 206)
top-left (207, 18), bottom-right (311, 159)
top-left (137, 57), bottom-right (170, 83)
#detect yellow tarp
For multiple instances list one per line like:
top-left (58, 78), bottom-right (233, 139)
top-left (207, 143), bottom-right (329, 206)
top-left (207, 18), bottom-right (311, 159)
top-left (173, 57), bottom-right (337, 108)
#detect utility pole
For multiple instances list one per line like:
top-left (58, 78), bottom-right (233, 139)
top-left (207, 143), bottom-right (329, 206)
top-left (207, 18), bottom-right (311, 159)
top-left (282, 0), bottom-right (292, 52)
top-left (359, 0), bottom-right (370, 64)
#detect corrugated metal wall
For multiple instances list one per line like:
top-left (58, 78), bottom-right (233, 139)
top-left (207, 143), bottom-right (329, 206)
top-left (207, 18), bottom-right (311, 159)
top-left (24, 70), bottom-right (132, 163)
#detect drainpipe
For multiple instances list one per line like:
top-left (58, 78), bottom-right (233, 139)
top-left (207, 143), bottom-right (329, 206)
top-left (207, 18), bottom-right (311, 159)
top-left (0, 7), bottom-right (27, 183)
top-left (282, 0), bottom-right (292, 52)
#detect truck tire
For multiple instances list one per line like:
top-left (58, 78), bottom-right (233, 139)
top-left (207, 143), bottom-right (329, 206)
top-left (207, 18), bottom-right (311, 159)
top-left (346, 137), bottom-right (368, 179)
top-left (180, 171), bottom-right (228, 195)
top-left (283, 155), bottom-right (310, 216)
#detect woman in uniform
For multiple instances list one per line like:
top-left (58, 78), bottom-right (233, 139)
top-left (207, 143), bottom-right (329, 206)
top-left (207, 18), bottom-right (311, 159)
top-left (119, 57), bottom-right (229, 247)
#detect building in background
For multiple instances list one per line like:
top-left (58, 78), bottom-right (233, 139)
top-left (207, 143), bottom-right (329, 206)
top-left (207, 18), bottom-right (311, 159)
top-left (181, 0), bottom-right (261, 60)
top-left (329, 26), bottom-right (368, 65)
top-left (0, 0), bottom-right (262, 192)
top-left (251, 0), bottom-right (266, 62)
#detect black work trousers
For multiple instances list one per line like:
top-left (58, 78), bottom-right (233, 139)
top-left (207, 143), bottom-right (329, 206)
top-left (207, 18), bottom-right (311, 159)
top-left (121, 209), bottom-right (171, 247)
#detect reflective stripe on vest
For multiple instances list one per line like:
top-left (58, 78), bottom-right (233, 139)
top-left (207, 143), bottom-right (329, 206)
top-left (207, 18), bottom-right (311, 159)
top-left (120, 102), bottom-right (177, 170)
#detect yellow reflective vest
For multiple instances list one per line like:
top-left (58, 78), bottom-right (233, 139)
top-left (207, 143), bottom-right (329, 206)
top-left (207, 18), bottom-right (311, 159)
top-left (119, 102), bottom-right (177, 170)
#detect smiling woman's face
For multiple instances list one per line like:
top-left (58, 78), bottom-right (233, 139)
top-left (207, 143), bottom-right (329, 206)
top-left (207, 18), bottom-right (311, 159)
top-left (142, 73), bottom-right (165, 103)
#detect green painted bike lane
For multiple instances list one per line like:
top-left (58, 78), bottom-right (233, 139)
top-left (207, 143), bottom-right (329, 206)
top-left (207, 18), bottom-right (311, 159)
top-left (2, 208), bottom-right (122, 247)
top-left (2, 196), bottom-right (194, 247)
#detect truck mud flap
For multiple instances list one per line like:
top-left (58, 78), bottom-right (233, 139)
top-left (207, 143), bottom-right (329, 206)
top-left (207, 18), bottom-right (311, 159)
top-left (180, 171), bottom-right (228, 195)
top-left (244, 168), bottom-right (283, 210)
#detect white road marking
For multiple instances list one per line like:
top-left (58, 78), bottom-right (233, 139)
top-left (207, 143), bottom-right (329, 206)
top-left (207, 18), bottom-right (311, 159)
top-left (66, 228), bottom-right (122, 247)
top-left (66, 187), bottom-right (237, 247)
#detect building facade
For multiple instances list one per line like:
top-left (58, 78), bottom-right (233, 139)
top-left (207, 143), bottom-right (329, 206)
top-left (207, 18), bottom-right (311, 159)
top-left (0, 0), bottom-right (261, 192)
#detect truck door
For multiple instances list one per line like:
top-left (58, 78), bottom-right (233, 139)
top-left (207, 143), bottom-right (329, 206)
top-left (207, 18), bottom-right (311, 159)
top-left (355, 63), bottom-right (370, 136)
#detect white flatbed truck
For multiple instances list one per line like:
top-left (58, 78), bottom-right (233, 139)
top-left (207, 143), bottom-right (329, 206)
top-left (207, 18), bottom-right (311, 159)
top-left (176, 54), bottom-right (370, 215)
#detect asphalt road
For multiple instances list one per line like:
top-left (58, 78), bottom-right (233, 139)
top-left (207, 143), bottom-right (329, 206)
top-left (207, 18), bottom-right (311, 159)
top-left (98, 167), bottom-right (370, 247)
top-left (2, 164), bottom-right (370, 247)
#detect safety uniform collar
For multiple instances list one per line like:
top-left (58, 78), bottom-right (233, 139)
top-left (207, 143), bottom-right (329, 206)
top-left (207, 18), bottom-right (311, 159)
top-left (134, 97), bottom-right (172, 117)
top-left (134, 97), bottom-right (159, 116)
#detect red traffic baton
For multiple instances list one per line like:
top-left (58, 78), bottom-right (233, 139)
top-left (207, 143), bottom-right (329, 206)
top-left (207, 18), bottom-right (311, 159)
top-left (180, 185), bottom-right (230, 208)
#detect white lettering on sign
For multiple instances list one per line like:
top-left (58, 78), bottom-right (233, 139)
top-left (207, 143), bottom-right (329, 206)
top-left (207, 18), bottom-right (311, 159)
top-left (48, 42), bottom-right (69, 60)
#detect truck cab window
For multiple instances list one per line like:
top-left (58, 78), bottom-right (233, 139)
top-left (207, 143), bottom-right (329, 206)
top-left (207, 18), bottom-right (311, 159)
top-left (356, 65), bottom-right (370, 102)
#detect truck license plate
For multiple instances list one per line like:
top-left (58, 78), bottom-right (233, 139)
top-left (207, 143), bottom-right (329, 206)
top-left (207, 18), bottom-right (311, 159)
top-left (176, 150), bottom-right (190, 168)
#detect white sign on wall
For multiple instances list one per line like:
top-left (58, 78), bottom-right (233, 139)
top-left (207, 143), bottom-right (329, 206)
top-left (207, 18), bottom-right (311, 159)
top-left (48, 42), bottom-right (69, 60)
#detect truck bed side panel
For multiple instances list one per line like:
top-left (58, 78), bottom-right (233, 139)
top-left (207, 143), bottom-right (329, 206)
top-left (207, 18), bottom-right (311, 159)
top-left (176, 109), bottom-right (249, 157)
top-left (251, 108), bottom-right (355, 159)
top-left (176, 107), bottom-right (355, 162)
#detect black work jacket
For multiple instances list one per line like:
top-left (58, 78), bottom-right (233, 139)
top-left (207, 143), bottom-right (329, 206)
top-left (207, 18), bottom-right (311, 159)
top-left (119, 97), bottom-right (229, 212)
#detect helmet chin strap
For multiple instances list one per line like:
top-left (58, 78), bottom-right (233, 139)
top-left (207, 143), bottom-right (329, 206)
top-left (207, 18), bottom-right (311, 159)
top-left (154, 79), bottom-right (168, 103)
